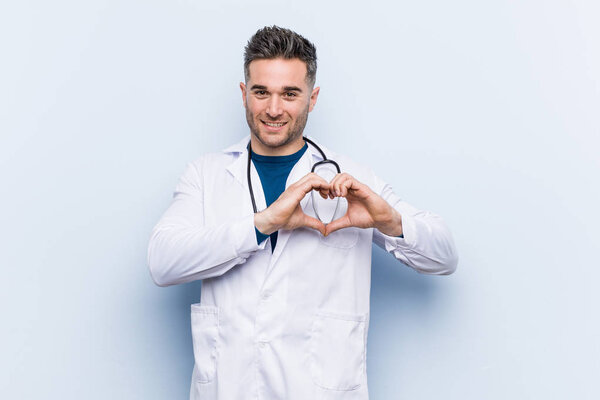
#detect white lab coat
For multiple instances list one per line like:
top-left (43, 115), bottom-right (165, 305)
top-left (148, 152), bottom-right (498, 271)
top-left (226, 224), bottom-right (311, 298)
top-left (147, 135), bottom-right (458, 400)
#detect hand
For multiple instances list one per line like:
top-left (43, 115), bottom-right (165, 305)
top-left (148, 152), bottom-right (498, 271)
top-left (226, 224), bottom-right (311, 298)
top-left (254, 172), bottom-right (331, 236)
top-left (324, 173), bottom-right (403, 237)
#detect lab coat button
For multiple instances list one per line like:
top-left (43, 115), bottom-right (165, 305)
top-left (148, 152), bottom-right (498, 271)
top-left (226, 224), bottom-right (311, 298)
top-left (261, 291), bottom-right (271, 300)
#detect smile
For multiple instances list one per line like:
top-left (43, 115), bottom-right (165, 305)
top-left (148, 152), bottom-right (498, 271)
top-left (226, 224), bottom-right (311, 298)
top-left (262, 121), bottom-right (287, 127)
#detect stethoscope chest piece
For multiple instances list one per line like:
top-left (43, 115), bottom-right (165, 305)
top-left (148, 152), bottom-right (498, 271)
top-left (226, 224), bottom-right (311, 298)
top-left (311, 160), bottom-right (341, 225)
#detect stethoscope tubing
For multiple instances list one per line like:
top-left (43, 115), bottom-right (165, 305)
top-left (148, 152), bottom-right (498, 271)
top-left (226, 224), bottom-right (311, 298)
top-left (247, 136), bottom-right (340, 214)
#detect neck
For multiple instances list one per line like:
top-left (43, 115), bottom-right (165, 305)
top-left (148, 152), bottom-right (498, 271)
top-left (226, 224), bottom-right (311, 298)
top-left (250, 135), bottom-right (305, 156)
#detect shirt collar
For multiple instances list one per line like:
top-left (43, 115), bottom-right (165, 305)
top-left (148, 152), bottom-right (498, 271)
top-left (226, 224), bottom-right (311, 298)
top-left (223, 134), bottom-right (328, 162)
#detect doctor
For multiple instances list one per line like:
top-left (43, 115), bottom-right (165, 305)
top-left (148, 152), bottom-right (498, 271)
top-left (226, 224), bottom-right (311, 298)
top-left (148, 26), bottom-right (458, 400)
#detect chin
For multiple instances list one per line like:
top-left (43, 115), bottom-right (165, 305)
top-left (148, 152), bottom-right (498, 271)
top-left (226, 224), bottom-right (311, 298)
top-left (258, 131), bottom-right (291, 148)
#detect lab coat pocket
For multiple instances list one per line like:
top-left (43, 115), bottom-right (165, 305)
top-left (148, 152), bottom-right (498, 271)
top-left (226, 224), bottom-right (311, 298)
top-left (319, 227), bottom-right (359, 249)
top-left (190, 304), bottom-right (219, 384)
top-left (308, 310), bottom-right (367, 391)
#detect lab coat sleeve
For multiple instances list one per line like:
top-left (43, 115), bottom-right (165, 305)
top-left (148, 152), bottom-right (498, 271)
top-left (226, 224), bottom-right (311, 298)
top-left (147, 160), bottom-right (266, 286)
top-left (371, 173), bottom-right (458, 275)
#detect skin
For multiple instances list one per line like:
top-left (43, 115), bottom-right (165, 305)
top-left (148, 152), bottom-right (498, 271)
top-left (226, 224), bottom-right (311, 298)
top-left (241, 58), bottom-right (403, 237)
top-left (240, 58), bottom-right (318, 156)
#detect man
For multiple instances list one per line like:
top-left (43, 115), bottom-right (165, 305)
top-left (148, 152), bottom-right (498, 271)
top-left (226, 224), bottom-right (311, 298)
top-left (148, 26), bottom-right (458, 400)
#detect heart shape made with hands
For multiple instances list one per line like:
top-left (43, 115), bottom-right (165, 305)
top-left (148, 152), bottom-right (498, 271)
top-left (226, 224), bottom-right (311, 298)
top-left (310, 164), bottom-right (343, 225)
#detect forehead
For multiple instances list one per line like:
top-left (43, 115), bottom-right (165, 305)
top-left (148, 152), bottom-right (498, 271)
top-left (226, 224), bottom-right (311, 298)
top-left (247, 58), bottom-right (308, 88)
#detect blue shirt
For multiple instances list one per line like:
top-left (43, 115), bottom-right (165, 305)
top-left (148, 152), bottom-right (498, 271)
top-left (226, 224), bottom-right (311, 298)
top-left (252, 143), bottom-right (308, 252)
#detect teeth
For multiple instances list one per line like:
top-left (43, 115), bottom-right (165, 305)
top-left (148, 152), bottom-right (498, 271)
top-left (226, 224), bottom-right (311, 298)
top-left (265, 122), bottom-right (285, 127)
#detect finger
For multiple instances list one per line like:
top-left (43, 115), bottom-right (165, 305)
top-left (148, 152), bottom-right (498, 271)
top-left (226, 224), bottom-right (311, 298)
top-left (302, 214), bottom-right (327, 236)
top-left (339, 178), bottom-right (355, 197)
top-left (297, 172), bottom-right (329, 187)
top-left (332, 173), bottom-right (356, 196)
top-left (325, 215), bottom-right (352, 236)
top-left (299, 174), bottom-right (330, 193)
top-left (328, 173), bottom-right (346, 195)
top-left (287, 175), bottom-right (330, 202)
top-left (301, 180), bottom-right (330, 197)
top-left (295, 171), bottom-right (318, 183)
top-left (332, 175), bottom-right (353, 197)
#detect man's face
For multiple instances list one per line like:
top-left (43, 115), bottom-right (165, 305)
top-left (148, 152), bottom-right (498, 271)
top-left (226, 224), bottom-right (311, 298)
top-left (240, 58), bottom-right (320, 152)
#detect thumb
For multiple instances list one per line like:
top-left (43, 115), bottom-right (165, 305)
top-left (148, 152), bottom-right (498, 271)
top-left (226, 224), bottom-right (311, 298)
top-left (325, 215), bottom-right (351, 236)
top-left (301, 214), bottom-right (327, 236)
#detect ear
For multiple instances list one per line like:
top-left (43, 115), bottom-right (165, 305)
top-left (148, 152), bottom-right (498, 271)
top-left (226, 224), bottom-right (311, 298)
top-left (239, 82), bottom-right (247, 108)
top-left (308, 86), bottom-right (320, 112)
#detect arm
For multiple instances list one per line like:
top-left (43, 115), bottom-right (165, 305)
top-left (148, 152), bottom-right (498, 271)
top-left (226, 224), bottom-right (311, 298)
top-left (324, 171), bottom-right (458, 275)
top-left (147, 163), bottom-right (330, 287)
top-left (372, 176), bottom-right (458, 275)
top-left (147, 160), bottom-right (265, 287)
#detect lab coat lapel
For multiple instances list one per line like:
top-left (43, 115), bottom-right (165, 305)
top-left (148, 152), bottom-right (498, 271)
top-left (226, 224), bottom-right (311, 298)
top-left (248, 158), bottom-right (268, 213)
top-left (267, 144), bottom-right (323, 270)
top-left (225, 135), bottom-right (325, 273)
top-left (225, 143), bottom-right (267, 215)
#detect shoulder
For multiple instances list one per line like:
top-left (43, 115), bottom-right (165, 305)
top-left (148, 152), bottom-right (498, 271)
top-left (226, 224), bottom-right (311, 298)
top-left (188, 152), bottom-right (236, 170)
top-left (185, 136), bottom-right (249, 173)
top-left (309, 138), bottom-right (390, 196)
top-left (311, 140), bottom-right (377, 185)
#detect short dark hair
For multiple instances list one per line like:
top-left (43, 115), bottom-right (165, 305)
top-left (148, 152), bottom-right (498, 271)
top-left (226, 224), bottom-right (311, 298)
top-left (244, 25), bottom-right (317, 87)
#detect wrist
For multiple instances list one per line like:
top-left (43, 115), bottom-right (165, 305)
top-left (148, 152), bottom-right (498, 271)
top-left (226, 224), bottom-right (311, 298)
top-left (374, 209), bottom-right (403, 237)
top-left (254, 210), bottom-right (278, 235)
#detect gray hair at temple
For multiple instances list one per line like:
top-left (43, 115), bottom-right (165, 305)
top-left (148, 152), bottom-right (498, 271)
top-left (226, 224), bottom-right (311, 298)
top-left (243, 25), bottom-right (318, 88)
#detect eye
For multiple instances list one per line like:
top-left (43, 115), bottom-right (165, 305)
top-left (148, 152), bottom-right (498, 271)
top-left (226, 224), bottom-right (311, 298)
top-left (284, 92), bottom-right (297, 98)
top-left (254, 90), bottom-right (267, 97)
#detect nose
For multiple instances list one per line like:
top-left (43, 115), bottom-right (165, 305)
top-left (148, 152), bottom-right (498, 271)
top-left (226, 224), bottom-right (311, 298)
top-left (266, 95), bottom-right (283, 119)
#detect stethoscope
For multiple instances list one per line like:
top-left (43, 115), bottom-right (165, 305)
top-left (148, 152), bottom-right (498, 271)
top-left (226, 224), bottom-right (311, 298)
top-left (247, 136), bottom-right (341, 216)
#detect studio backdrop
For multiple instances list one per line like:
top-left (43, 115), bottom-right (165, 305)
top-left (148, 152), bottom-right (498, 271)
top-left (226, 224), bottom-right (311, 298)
top-left (1, 0), bottom-right (599, 399)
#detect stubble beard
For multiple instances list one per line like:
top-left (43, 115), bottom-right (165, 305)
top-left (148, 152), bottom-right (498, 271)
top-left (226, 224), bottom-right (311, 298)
top-left (245, 103), bottom-right (310, 150)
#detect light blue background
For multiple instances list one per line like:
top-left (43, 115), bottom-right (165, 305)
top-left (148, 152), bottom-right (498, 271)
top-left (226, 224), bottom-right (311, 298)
top-left (1, 0), bottom-right (599, 398)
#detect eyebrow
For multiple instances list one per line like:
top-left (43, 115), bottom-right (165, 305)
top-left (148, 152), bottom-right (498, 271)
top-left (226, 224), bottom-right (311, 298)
top-left (283, 86), bottom-right (303, 93)
top-left (249, 85), bottom-right (303, 93)
top-left (250, 85), bottom-right (267, 91)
